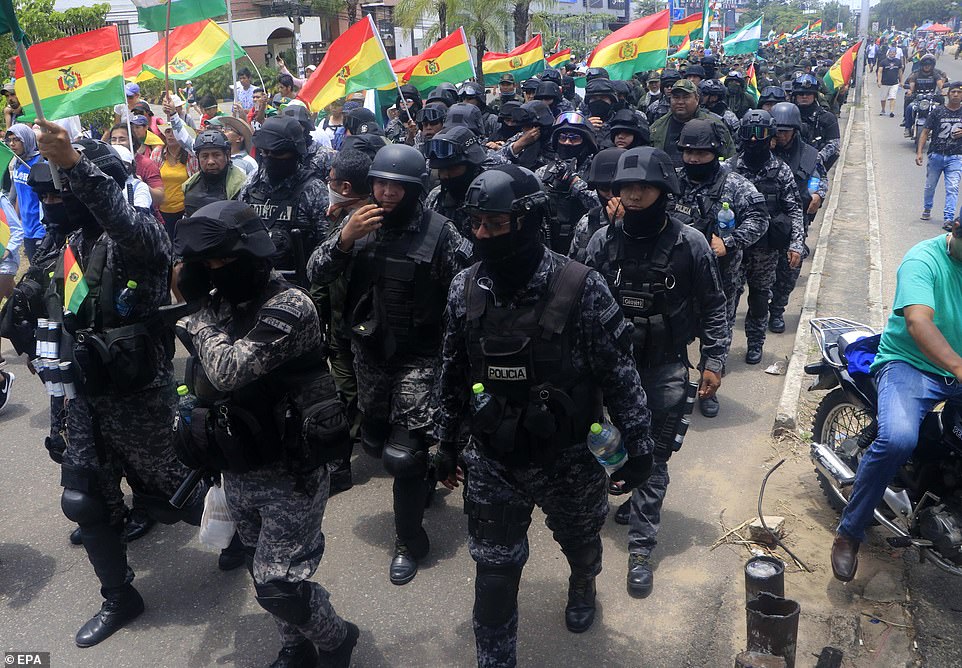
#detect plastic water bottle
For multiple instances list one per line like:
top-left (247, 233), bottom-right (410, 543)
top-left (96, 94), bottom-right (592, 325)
top-left (807, 175), bottom-right (820, 194)
top-left (716, 202), bottom-right (735, 234)
top-left (176, 384), bottom-right (196, 428)
top-left (472, 382), bottom-right (491, 411)
top-left (115, 280), bottom-right (138, 319)
top-left (586, 422), bottom-right (627, 476)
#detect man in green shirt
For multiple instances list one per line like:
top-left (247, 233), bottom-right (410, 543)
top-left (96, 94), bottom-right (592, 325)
top-left (832, 224), bottom-right (962, 582)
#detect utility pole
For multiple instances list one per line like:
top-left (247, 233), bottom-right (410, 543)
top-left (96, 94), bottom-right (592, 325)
top-left (853, 0), bottom-right (869, 103)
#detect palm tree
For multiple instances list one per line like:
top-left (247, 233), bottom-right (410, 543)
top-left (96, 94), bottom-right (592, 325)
top-left (451, 0), bottom-right (511, 80)
top-left (395, 0), bottom-right (459, 42)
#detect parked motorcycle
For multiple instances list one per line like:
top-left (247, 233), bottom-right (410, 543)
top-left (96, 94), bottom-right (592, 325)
top-left (806, 317), bottom-right (962, 575)
top-left (908, 91), bottom-right (941, 153)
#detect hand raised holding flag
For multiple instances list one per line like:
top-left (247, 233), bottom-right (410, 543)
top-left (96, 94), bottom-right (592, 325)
top-left (35, 118), bottom-right (80, 169)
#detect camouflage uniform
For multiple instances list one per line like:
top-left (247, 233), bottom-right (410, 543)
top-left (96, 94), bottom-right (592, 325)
top-left (731, 154), bottom-right (805, 348)
top-left (185, 279), bottom-right (349, 654)
top-left (536, 161), bottom-right (601, 255)
top-left (434, 250), bottom-right (653, 668)
top-left (798, 103), bottom-right (841, 169)
top-left (567, 206), bottom-right (618, 263)
top-left (58, 155), bottom-right (203, 598)
top-left (674, 164), bottom-right (769, 365)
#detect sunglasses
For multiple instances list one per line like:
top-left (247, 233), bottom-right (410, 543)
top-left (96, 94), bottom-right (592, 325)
top-left (468, 214), bottom-right (513, 232)
top-left (556, 131), bottom-right (583, 143)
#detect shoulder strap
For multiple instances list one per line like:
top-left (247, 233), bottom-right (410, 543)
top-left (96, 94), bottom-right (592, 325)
top-left (648, 218), bottom-right (682, 273)
top-left (539, 259), bottom-right (591, 338)
top-left (798, 144), bottom-right (818, 176)
top-left (605, 224), bottom-right (622, 266)
top-left (464, 263), bottom-right (485, 322)
top-left (407, 209), bottom-right (446, 264)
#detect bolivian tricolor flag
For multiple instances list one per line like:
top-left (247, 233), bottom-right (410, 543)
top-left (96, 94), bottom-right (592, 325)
top-left (63, 244), bottom-right (88, 314)
top-left (14, 26), bottom-right (125, 123)
top-left (398, 28), bottom-right (474, 92)
top-left (746, 63), bottom-right (759, 103)
top-left (668, 34), bottom-right (691, 60)
top-left (546, 48), bottom-right (571, 69)
top-left (588, 10), bottom-right (669, 81)
top-left (810, 19), bottom-right (823, 33)
top-left (774, 32), bottom-right (788, 48)
top-left (297, 16), bottom-right (396, 113)
top-left (0, 206), bottom-right (10, 259)
top-left (823, 40), bottom-right (861, 93)
top-left (482, 35), bottom-right (545, 86)
top-left (670, 12), bottom-right (702, 45)
top-left (124, 20), bottom-right (246, 82)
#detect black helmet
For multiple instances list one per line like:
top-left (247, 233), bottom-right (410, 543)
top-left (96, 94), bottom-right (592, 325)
top-left (920, 54), bottom-right (936, 66)
top-left (344, 107), bottom-right (380, 135)
top-left (608, 109), bottom-right (651, 146)
top-left (585, 77), bottom-right (617, 101)
top-left (770, 101), bottom-right (802, 130)
top-left (417, 105), bottom-right (447, 125)
top-left (611, 146), bottom-right (679, 196)
top-left (585, 67), bottom-right (609, 82)
top-left (520, 78), bottom-right (541, 94)
top-left (427, 125), bottom-right (487, 169)
top-left (27, 162), bottom-right (60, 196)
top-left (458, 81), bottom-right (486, 101)
top-left (584, 147), bottom-right (626, 189)
top-left (193, 129), bottom-right (231, 155)
top-left (561, 75), bottom-right (576, 96)
top-left (464, 164), bottom-right (547, 215)
top-left (540, 68), bottom-right (562, 84)
top-left (686, 64), bottom-right (707, 79)
top-left (738, 109), bottom-right (776, 142)
top-left (426, 83), bottom-right (458, 107)
top-left (443, 102), bottom-right (486, 137)
top-left (368, 143), bottom-right (428, 190)
top-left (498, 100), bottom-right (521, 122)
top-left (174, 201), bottom-right (275, 261)
top-left (71, 139), bottom-right (128, 188)
top-left (699, 79), bottom-right (726, 98)
top-left (550, 111), bottom-right (598, 153)
top-left (281, 103), bottom-right (314, 137)
top-left (341, 133), bottom-right (387, 159)
top-left (610, 79), bottom-right (630, 100)
top-left (759, 85), bottom-right (787, 105)
top-left (677, 118), bottom-right (724, 154)
top-left (791, 73), bottom-right (820, 94)
top-left (396, 83), bottom-right (423, 111)
top-left (253, 116), bottom-right (307, 158)
top-left (519, 100), bottom-right (555, 128)
top-left (534, 81), bottom-right (562, 104)
top-left (660, 69), bottom-right (682, 86)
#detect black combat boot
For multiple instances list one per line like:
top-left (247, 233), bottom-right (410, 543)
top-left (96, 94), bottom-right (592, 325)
top-left (317, 621), bottom-right (360, 668)
top-left (270, 639), bottom-right (318, 668)
top-left (614, 499), bottom-right (631, 525)
top-left (328, 459), bottom-right (353, 496)
top-left (745, 343), bottom-right (763, 365)
top-left (218, 532), bottom-right (247, 571)
top-left (564, 573), bottom-right (596, 633)
top-left (769, 313), bottom-right (786, 333)
top-left (699, 395), bottom-right (720, 418)
top-left (390, 531), bottom-right (429, 586)
top-left (124, 506), bottom-right (156, 542)
top-left (69, 526), bottom-right (83, 545)
top-left (75, 584), bottom-right (144, 647)
top-left (627, 553), bottom-right (654, 598)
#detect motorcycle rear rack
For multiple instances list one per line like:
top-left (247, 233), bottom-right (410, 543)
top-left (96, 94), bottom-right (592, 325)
top-left (810, 317), bottom-right (877, 366)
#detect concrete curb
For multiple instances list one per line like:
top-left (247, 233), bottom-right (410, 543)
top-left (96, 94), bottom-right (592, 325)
top-left (771, 91), bottom-right (860, 436)
top-left (863, 101), bottom-right (886, 329)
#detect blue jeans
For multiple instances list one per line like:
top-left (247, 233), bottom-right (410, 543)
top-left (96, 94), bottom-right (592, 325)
top-left (923, 152), bottom-right (962, 221)
top-left (838, 361), bottom-right (962, 541)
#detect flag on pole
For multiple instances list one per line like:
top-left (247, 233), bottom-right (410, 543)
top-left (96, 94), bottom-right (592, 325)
top-left (0, 142), bottom-right (14, 175)
top-left (546, 48), bottom-right (571, 68)
top-left (721, 16), bottom-right (762, 56)
top-left (588, 10), bottom-right (669, 80)
top-left (789, 23), bottom-right (809, 40)
top-left (746, 62), bottom-right (759, 103)
top-left (14, 27), bottom-right (125, 122)
top-left (297, 16), bottom-right (397, 113)
top-left (668, 34), bottom-right (691, 59)
top-left (124, 20), bottom-right (246, 82)
top-left (552, 37), bottom-right (561, 51)
top-left (0, 0), bottom-right (28, 44)
top-left (823, 39), bottom-right (862, 93)
top-left (132, 0), bottom-right (227, 32)
top-left (810, 19), bottom-right (823, 32)
top-left (63, 244), bottom-right (89, 313)
top-left (670, 12), bottom-right (702, 45)
top-left (396, 28), bottom-right (474, 92)
top-left (482, 35), bottom-right (545, 86)
top-left (0, 206), bottom-right (10, 259)
top-left (774, 32), bottom-right (788, 48)
top-left (700, 0), bottom-right (713, 44)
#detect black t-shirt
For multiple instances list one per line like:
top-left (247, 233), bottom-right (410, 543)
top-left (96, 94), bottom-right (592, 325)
top-left (878, 58), bottom-right (903, 86)
top-left (924, 104), bottom-right (962, 155)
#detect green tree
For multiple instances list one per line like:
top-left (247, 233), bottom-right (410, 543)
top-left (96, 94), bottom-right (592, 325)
top-left (871, 0), bottom-right (953, 30)
top-left (449, 0), bottom-right (510, 79)
top-left (395, 0), bottom-right (458, 41)
top-left (0, 0), bottom-right (111, 65)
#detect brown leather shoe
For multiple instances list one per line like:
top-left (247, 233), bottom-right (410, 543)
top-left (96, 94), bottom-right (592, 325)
top-left (831, 533), bottom-right (860, 582)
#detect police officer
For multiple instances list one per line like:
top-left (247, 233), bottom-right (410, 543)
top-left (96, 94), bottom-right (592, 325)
top-left (308, 144), bottom-right (467, 584)
top-left (425, 125), bottom-right (494, 237)
top-left (791, 73), bottom-right (841, 169)
top-left (182, 129), bottom-right (247, 216)
top-left (582, 147), bottom-right (728, 597)
top-left (699, 79), bottom-right (740, 136)
top-left (35, 123), bottom-right (206, 647)
top-left (534, 80), bottom-right (571, 117)
top-left (646, 69), bottom-right (681, 123)
top-left (282, 101), bottom-right (336, 180)
top-left (489, 73), bottom-right (518, 115)
top-left (497, 101), bottom-right (556, 171)
top-left (608, 109), bottom-right (651, 150)
top-left (538, 112), bottom-right (600, 255)
top-left (175, 201), bottom-right (359, 668)
top-left (724, 71), bottom-right (755, 118)
top-left (770, 101), bottom-right (826, 334)
top-left (412, 105), bottom-right (447, 156)
top-left (673, 119), bottom-right (769, 417)
top-left (561, 75), bottom-right (582, 109)
top-left (459, 81), bottom-right (502, 137)
top-left (731, 110), bottom-right (805, 364)
top-left (583, 78), bottom-right (622, 143)
top-left (240, 117), bottom-right (329, 288)
top-left (386, 84), bottom-right (422, 144)
top-left (652, 79), bottom-right (736, 168)
top-left (758, 85), bottom-right (788, 112)
top-left (567, 147), bottom-right (625, 262)
top-left (433, 164), bottom-right (654, 666)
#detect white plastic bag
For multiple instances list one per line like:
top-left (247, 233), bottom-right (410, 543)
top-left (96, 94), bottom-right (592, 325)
top-left (198, 479), bottom-right (235, 550)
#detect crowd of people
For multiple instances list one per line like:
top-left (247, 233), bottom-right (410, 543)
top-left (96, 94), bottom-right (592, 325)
top-left (0, 34), bottom-right (861, 668)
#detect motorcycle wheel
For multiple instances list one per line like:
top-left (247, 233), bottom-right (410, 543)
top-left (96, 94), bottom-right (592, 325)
top-left (812, 388), bottom-right (874, 515)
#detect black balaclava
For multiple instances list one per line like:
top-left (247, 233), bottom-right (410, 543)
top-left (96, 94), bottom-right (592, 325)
top-left (622, 191), bottom-right (668, 239)
top-left (587, 97), bottom-right (613, 120)
top-left (476, 209), bottom-right (545, 297)
top-left (683, 156), bottom-right (719, 183)
top-left (61, 193), bottom-right (101, 237)
top-left (377, 182), bottom-right (421, 227)
top-left (42, 201), bottom-right (80, 235)
top-left (557, 140), bottom-right (587, 161)
top-left (441, 165), bottom-right (478, 202)
top-left (208, 256), bottom-right (272, 304)
top-left (495, 122), bottom-right (517, 141)
top-left (265, 154), bottom-right (299, 184)
top-left (176, 262), bottom-right (213, 303)
top-left (741, 139), bottom-right (771, 169)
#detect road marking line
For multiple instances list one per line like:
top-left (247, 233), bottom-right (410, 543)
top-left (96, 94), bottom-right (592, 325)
top-left (863, 101), bottom-right (885, 329)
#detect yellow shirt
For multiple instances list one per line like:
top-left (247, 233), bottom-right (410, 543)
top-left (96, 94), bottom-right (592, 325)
top-left (160, 159), bottom-right (188, 213)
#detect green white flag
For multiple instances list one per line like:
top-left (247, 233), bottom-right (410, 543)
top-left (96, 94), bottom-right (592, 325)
top-left (723, 16), bottom-right (762, 56)
top-left (132, 0), bottom-right (227, 32)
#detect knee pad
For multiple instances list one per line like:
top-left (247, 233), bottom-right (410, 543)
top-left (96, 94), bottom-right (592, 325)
top-left (254, 580), bottom-right (312, 626)
top-left (61, 489), bottom-right (109, 526)
top-left (747, 290), bottom-right (771, 317)
top-left (360, 415), bottom-right (390, 458)
top-left (382, 427), bottom-right (428, 479)
top-left (474, 564), bottom-right (523, 627)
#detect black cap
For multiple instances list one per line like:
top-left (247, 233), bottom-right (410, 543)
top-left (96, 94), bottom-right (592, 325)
top-left (175, 201), bottom-right (276, 261)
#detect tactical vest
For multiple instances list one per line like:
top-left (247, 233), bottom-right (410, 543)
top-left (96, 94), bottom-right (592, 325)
top-left (346, 209), bottom-right (450, 360)
top-left (750, 161), bottom-right (793, 251)
top-left (601, 218), bottom-right (694, 368)
top-left (673, 170), bottom-right (730, 240)
top-left (465, 260), bottom-right (603, 465)
top-left (183, 174), bottom-right (228, 216)
top-left (544, 160), bottom-right (589, 255)
top-left (244, 177), bottom-right (312, 275)
top-left (781, 141), bottom-right (818, 217)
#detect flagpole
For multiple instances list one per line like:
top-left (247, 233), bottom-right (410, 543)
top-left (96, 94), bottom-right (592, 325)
top-left (121, 77), bottom-right (135, 157)
top-left (13, 39), bottom-right (61, 190)
top-left (371, 15), bottom-right (413, 123)
top-left (226, 0), bottom-right (239, 118)
top-left (164, 0), bottom-right (172, 99)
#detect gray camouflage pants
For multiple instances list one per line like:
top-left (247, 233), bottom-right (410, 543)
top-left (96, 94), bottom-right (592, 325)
top-left (736, 246), bottom-right (779, 347)
top-left (718, 251), bottom-right (743, 366)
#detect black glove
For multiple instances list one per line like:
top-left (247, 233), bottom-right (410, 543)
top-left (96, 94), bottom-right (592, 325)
top-left (433, 441), bottom-right (460, 483)
top-left (608, 453), bottom-right (654, 495)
